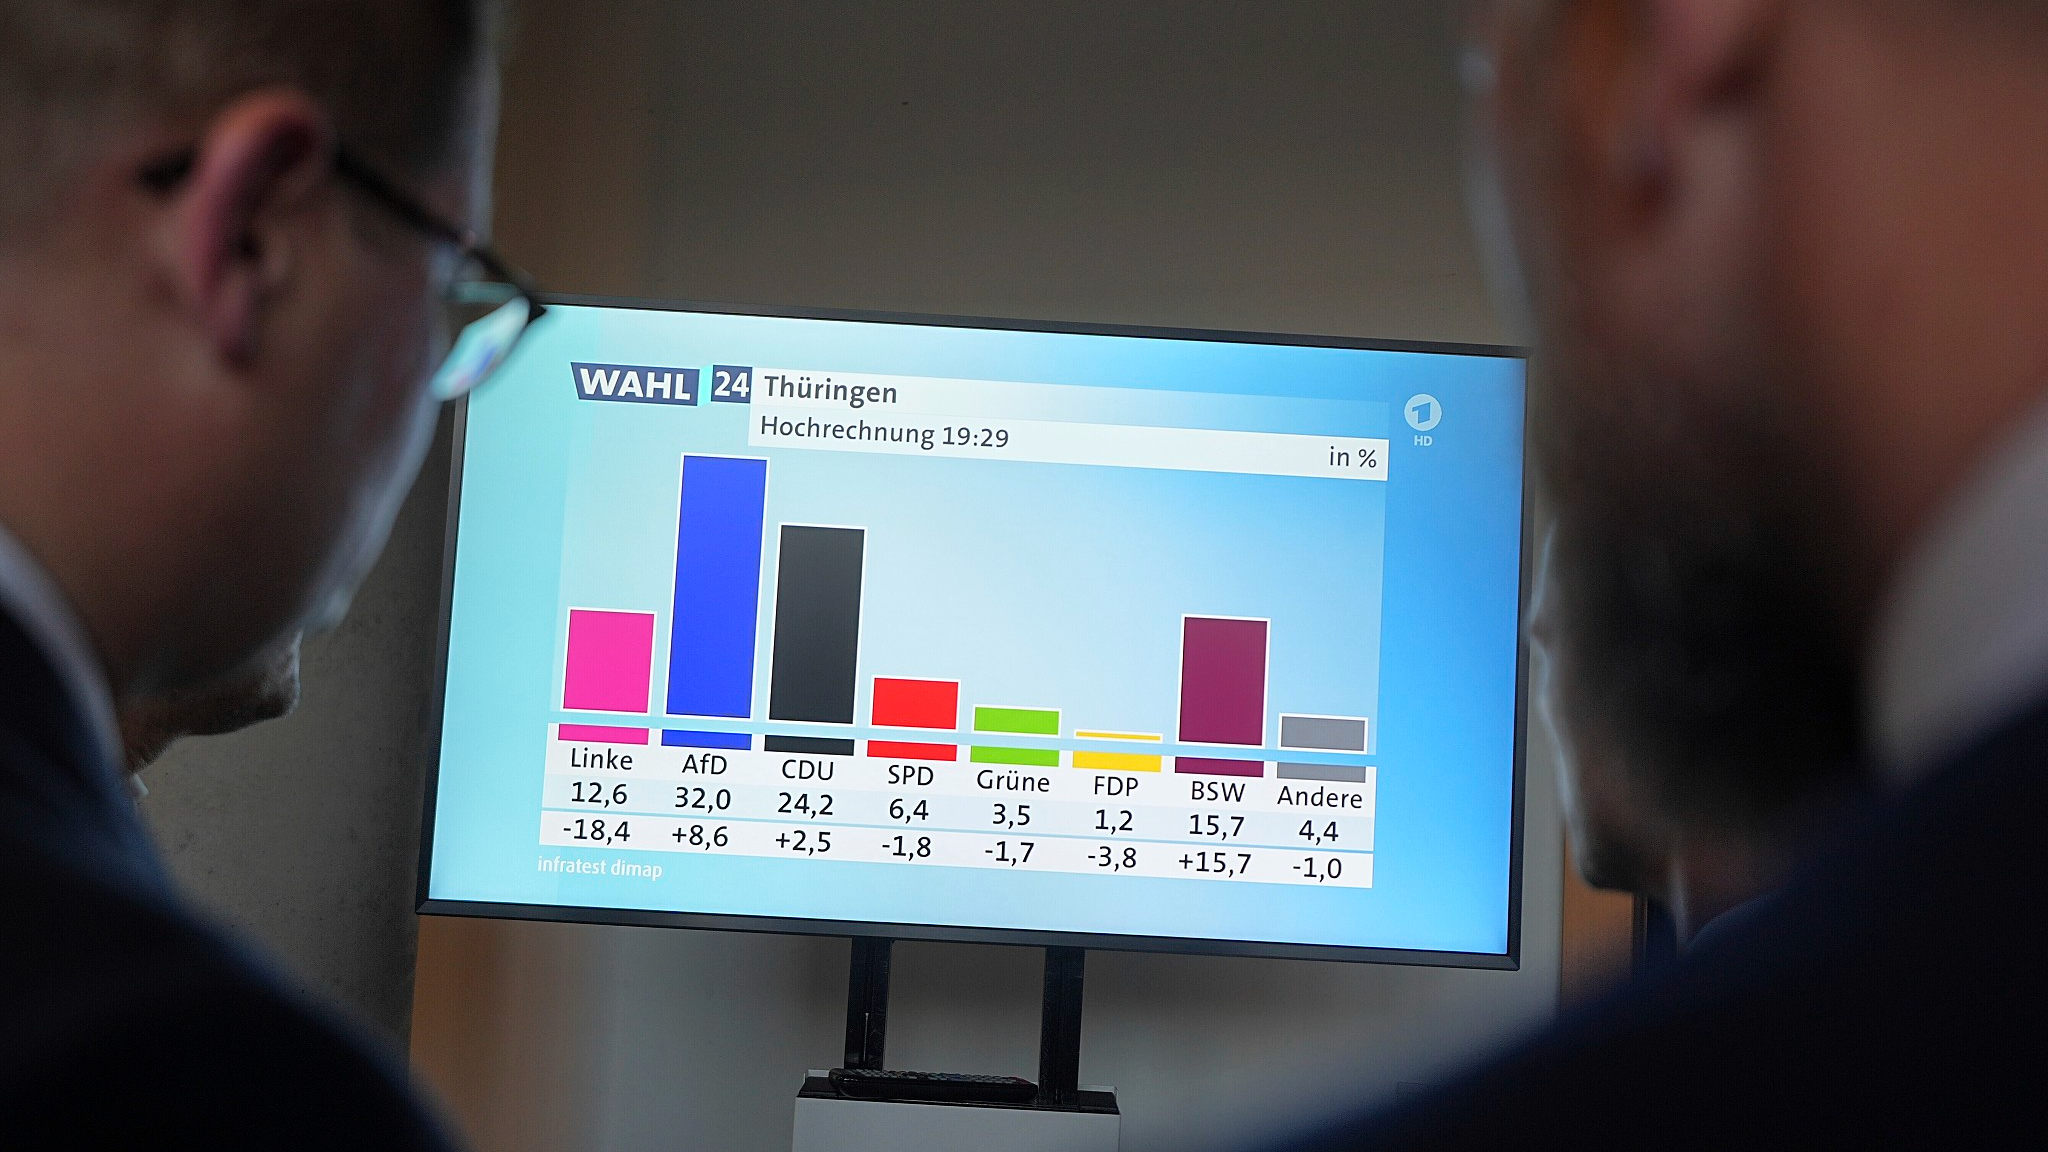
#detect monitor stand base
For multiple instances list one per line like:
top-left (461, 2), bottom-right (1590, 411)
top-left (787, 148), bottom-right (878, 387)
top-left (796, 939), bottom-right (1116, 1149)
top-left (793, 1075), bottom-right (1119, 1151)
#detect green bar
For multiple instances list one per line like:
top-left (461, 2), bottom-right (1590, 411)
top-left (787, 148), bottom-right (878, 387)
top-left (971, 745), bottom-right (1061, 768)
top-left (973, 706), bottom-right (1060, 736)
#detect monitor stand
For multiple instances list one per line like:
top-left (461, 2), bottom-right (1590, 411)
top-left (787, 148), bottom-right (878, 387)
top-left (792, 938), bottom-right (1120, 1151)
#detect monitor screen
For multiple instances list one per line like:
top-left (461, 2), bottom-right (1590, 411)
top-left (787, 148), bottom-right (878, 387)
top-left (420, 298), bottom-right (1528, 965)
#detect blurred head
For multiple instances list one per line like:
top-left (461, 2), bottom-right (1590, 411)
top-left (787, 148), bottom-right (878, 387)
top-left (1466, 0), bottom-right (2048, 830)
top-left (0, 1), bottom-right (501, 702)
top-left (121, 634), bottom-right (301, 772)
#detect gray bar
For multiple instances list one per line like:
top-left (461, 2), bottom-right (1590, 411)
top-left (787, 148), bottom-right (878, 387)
top-left (767, 525), bottom-right (865, 727)
top-left (1279, 715), bottom-right (1367, 752)
top-left (1278, 762), bottom-right (1372, 783)
top-left (765, 734), bottom-right (855, 756)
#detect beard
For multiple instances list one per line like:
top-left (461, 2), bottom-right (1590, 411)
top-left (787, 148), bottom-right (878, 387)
top-left (1532, 337), bottom-right (1868, 829)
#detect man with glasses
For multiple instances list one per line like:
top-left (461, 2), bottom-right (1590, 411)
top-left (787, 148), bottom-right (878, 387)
top-left (0, 0), bottom-right (538, 1142)
top-left (1270, 1), bottom-right (2048, 1147)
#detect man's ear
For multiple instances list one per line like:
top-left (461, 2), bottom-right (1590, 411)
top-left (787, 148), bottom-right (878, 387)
top-left (1612, 0), bottom-right (1784, 210)
top-left (161, 90), bottom-right (335, 368)
top-left (1534, 0), bottom-right (1781, 219)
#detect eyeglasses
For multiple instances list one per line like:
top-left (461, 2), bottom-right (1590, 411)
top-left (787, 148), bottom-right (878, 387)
top-left (140, 143), bottom-right (548, 401)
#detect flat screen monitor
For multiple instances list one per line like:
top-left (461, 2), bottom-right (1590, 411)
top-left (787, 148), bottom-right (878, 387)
top-left (419, 297), bottom-right (1528, 966)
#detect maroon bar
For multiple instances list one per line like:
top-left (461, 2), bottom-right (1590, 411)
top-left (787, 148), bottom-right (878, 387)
top-left (1174, 756), bottom-right (1265, 778)
top-left (1178, 616), bottom-right (1268, 746)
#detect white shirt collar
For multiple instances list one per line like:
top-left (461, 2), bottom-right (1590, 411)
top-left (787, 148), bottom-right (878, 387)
top-left (0, 521), bottom-right (124, 780)
top-left (1872, 394), bottom-right (2048, 783)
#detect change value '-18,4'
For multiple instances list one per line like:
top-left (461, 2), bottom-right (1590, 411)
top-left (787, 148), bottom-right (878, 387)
top-left (564, 817), bottom-right (631, 845)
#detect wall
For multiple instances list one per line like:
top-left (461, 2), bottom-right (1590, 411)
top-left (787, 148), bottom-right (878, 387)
top-left (412, 4), bottom-right (1567, 1152)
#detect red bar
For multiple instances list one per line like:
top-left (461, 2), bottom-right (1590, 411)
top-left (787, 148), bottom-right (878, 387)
top-left (558, 724), bottom-right (650, 745)
top-left (868, 740), bottom-right (959, 762)
top-left (869, 678), bottom-right (959, 761)
top-left (872, 677), bottom-right (959, 729)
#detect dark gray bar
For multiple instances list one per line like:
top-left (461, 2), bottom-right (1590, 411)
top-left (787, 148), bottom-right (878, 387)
top-left (1277, 762), bottom-right (1372, 783)
top-left (767, 526), bottom-right (865, 737)
top-left (765, 734), bottom-right (856, 756)
top-left (1279, 715), bottom-right (1367, 752)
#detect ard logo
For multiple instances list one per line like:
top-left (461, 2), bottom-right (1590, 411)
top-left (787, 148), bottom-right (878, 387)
top-left (570, 362), bottom-right (700, 406)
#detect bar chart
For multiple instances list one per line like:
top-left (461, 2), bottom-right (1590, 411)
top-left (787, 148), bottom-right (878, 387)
top-left (429, 300), bottom-right (1531, 958)
top-left (541, 451), bottom-right (1382, 891)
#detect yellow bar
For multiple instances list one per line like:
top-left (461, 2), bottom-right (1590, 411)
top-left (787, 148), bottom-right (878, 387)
top-left (1073, 730), bottom-right (1162, 742)
top-left (1074, 749), bottom-right (1163, 773)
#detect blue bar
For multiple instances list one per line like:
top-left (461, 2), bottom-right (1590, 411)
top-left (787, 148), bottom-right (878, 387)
top-left (662, 730), bottom-right (752, 750)
top-left (665, 455), bottom-right (769, 719)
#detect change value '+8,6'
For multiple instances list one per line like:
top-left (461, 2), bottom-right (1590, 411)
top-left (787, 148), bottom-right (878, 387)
top-left (539, 741), bottom-right (1374, 890)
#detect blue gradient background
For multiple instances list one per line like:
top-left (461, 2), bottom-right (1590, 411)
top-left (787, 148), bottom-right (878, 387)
top-left (427, 305), bottom-right (1526, 956)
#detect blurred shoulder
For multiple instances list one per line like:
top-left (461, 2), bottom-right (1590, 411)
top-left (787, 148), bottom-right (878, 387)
top-left (0, 816), bottom-right (458, 1148)
top-left (1265, 697), bottom-right (2048, 1152)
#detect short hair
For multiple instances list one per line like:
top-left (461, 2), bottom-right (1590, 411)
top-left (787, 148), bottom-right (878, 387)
top-left (0, 0), bottom-right (499, 236)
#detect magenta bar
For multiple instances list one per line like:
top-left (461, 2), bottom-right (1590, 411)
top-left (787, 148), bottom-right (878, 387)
top-left (1178, 616), bottom-right (1268, 746)
top-left (563, 608), bottom-right (657, 713)
top-left (558, 724), bottom-right (650, 745)
top-left (1175, 756), bottom-right (1265, 778)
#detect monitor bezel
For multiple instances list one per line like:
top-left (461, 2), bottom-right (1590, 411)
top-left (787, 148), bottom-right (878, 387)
top-left (415, 292), bottom-right (1532, 970)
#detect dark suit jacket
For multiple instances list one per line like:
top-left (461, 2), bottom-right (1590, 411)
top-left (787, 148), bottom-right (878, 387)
top-left (0, 608), bottom-right (458, 1147)
top-left (1268, 696), bottom-right (2048, 1150)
